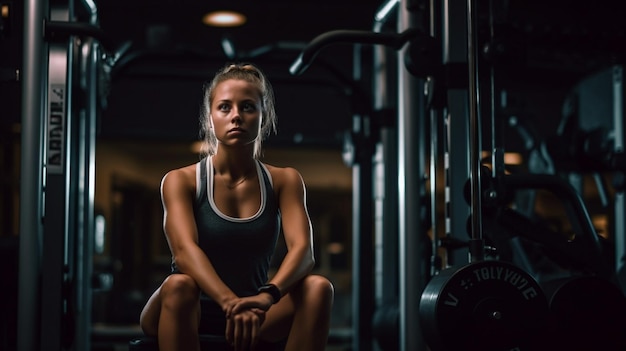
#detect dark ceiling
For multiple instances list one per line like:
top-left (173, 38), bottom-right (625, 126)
top-left (95, 0), bottom-right (382, 59)
top-left (83, 0), bottom-right (626, 149)
top-left (91, 0), bottom-right (384, 146)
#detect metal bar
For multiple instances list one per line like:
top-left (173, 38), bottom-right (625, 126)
top-left (40, 5), bottom-right (72, 350)
top-left (73, 37), bottom-right (98, 351)
top-left (397, 1), bottom-right (428, 350)
top-left (429, 109), bottom-right (440, 277)
top-left (372, 0), bottom-right (399, 309)
top-left (613, 65), bottom-right (625, 273)
top-left (289, 29), bottom-right (417, 75)
top-left (442, 0), bottom-right (470, 267)
top-left (428, 0), bottom-right (442, 277)
top-left (41, 43), bottom-right (69, 351)
top-left (466, 0), bottom-right (484, 261)
top-left (351, 114), bottom-right (375, 351)
top-left (17, 0), bottom-right (46, 350)
top-left (488, 0), bottom-right (502, 179)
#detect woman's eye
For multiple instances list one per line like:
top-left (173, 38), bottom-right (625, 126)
top-left (218, 104), bottom-right (230, 112)
top-left (243, 103), bottom-right (256, 112)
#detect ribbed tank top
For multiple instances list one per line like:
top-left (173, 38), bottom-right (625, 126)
top-left (191, 157), bottom-right (281, 298)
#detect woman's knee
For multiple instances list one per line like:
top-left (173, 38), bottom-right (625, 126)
top-left (302, 275), bottom-right (334, 304)
top-left (160, 273), bottom-right (200, 310)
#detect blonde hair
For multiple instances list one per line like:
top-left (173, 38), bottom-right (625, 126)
top-left (199, 63), bottom-right (277, 158)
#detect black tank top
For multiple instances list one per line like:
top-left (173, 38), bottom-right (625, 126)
top-left (191, 157), bottom-right (281, 298)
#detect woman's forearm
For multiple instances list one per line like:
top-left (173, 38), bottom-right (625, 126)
top-left (267, 245), bottom-right (315, 295)
top-left (173, 244), bottom-right (238, 308)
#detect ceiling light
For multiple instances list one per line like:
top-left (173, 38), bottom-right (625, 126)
top-left (202, 10), bottom-right (246, 27)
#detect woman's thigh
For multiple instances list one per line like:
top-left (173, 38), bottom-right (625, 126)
top-left (260, 292), bottom-right (295, 342)
top-left (260, 274), bottom-right (334, 342)
top-left (139, 286), bottom-right (163, 336)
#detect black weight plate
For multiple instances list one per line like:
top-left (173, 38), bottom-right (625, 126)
top-left (420, 260), bottom-right (549, 351)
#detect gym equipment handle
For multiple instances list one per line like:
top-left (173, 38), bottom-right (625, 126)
top-left (289, 29), bottom-right (419, 75)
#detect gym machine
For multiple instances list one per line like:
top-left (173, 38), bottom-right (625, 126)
top-left (291, 1), bottom-right (438, 350)
top-left (420, 1), bottom-right (626, 350)
top-left (18, 0), bottom-right (115, 350)
top-left (419, 1), bottom-right (551, 350)
top-left (293, 0), bottom-right (626, 350)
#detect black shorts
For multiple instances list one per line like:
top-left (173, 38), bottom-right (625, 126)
top-left (199, 296), bottom-right (227, 335)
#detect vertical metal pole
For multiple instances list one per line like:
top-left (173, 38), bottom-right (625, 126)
top-left (372, 0), bottom-right (399, 310)
top-left (352, 44), bottom-right (375, 351)
top-left (73, 3), bottom-right (99, 348)
top-left (41, 4), bottom-right (73, 350)
top-left (466, 0), bottom-right (485, 261)
top-left (372, 5), bottom-right (400, 349)
top-left (442, 0), bottom-right (470, 266)
top-left (74, 37), bottom-right (98, 351)
top-left (428, 104), bottom-right (441, 277)
top-left (428, 0), bottom-right (443, 277)
top-left (613, 65), bottom-right (625, 273)
top-left (70, 2), bottom-right (99, 349)
top-left (488, 0), bottom-right (504, 181)
top-left (398, 1), bottom-right (428, 350)
top-left (18, 0), bottom-right (46, 350)
top-left (351, 114), bottom-right (374, 351)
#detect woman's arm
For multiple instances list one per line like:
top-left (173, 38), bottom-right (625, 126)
top-left (265, 166), bottom-right (316, 298)
top-left (227, 165), bottom-right (315, 316)
top-left (160, 167), bottom-right (239, 308)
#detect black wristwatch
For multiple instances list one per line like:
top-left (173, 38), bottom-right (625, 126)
top-left (257, 284), bottom-right (281, 304)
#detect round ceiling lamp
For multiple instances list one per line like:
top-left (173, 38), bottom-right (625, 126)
top-left (202, 10), bottom-right (247, 27)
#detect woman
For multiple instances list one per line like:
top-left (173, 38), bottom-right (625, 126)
top-left (139, 63), bottom-right (334, 351)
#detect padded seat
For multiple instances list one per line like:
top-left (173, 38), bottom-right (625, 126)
top-left (128, 335), bottom-right (285, 351)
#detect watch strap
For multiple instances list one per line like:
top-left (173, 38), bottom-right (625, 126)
top-left (258, 283), bottom-right (281, 304)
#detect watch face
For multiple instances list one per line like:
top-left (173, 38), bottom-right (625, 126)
top-left (259, 284), bottom-right (280, 303)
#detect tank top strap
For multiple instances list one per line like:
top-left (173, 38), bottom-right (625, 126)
top-left (196, 157), bottom-right (208, 203)
top-left (196, 157), bottom-right (274, 208)
top-left (257, 161), bottom-right (274, 190)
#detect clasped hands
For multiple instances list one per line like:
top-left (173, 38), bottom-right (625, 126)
top-left (224, 293), bottom-right (274, 351)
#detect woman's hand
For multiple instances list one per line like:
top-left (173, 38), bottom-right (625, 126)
top-left (226, 309), bottom-right (264, 351)
top-left (225, 294), bottom-right (273, 318)
top-left (226, 302), bottom-right (265, 351)
top-left (224, 296), bottom-right (269, 351)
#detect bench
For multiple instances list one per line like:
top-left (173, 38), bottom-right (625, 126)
top-left (128, 335), bottom-right (286, 351)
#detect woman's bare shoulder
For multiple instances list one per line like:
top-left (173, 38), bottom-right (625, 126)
top-left (263, 163), bottom-right (304, 187)
top-left (161, 162), bottom-right (199, 194)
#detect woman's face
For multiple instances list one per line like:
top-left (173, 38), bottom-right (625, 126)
top-left (210, 79), bottom-right (262, 150)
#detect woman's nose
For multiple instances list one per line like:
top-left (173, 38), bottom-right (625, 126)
top-left (230, 109), bottom-right (242, 123)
